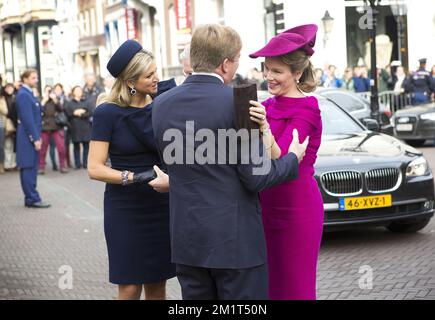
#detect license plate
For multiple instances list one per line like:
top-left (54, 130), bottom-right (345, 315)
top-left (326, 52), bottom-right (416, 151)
top-left (396, 124), bottom-right (413, 131)
top-left (339, 195), bottom-right (392, 211)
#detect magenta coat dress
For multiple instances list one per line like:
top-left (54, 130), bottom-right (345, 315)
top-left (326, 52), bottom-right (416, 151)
top-left (260, 95), bottom-right (324, 300)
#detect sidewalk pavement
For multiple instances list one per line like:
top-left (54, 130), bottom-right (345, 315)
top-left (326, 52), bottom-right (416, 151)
top-left (0, 168), bottom-right (434, 300)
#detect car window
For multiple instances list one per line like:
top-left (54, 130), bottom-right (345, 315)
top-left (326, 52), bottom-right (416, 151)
top-left (319, 99), bottom-right (364, 135)
top-left (323, 92), bottom-right (367, 113)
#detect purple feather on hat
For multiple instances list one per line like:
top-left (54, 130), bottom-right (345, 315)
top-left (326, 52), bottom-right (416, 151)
top-left (249, 24), bottom-right (318, 58)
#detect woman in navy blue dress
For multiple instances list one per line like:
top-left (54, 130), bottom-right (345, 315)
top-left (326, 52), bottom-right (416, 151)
top-left (88, 40), bottom-right (175, 300)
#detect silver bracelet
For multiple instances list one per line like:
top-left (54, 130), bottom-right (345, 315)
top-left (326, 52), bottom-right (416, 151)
top-left (121, 170), bottom-right (130, 186)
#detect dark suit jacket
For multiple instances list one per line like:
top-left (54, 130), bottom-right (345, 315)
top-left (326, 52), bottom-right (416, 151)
top-left (152, 75), bottom-right (299, 269)
top-left (16, 86), bottom-right (42, 168)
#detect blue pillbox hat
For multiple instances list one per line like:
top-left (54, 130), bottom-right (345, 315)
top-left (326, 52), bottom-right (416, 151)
top-left (107, 40), bottom-right (143, 78)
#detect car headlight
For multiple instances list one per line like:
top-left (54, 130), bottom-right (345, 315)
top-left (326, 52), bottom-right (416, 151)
top-left (420, 113), bottom-right (435, 121)
top-left (406, 157), bottom-right (429, 177)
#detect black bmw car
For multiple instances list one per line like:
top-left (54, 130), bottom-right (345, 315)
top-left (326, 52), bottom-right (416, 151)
top-left (317, 88), bottom-right (394, 135)
top-left (391, 102), bottom-right (435, 147)
top-left (315, 95), bottom-right (434, 232)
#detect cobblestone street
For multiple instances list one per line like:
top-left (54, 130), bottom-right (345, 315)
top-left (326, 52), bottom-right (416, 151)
top-left (1, 146), bottom-right (435, 300)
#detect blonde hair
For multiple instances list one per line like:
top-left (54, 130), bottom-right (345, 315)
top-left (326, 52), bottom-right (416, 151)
top-left (95, 92), bottom-right (107, 108)
top-left (280, 49), bottom-right (317, 93)
top-left (105, 50), bottom-right (155, 107)
top-left (190, 24), bottom-right (242, 73)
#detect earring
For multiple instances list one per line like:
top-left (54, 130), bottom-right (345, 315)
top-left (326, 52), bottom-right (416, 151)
top-left (296, 79), bottom-right (300, 84)
top-left (130, 87), bottom-right (137, 95)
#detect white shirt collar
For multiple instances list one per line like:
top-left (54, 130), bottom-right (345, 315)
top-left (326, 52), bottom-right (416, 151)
top-left (22, 84), bottom-right (33, 93)
top-left (192, 72), bottom-right (224, 83)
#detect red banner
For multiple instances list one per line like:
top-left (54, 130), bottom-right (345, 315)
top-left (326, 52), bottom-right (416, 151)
top-left (175, 0), bottom-right (191, 33)
top-left (125, 8), bottom-right (138, 40)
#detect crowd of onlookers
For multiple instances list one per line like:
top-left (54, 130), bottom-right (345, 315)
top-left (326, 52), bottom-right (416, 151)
top-left (1, 59), bottom-right (435, 175)
top-left (313, 62), bottom-right (435, 97)
top-left (0, 73), bottom-right (114, 175)
top-left (240, 60), bottom-right (435, 103)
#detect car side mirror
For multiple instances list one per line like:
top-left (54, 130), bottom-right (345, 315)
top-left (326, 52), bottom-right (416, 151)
top-left (362, 118), bottom-right (380, 131)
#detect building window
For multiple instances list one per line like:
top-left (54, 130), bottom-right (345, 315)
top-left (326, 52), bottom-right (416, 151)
top-left (25, 29), bottom-right (37, 67)
top-left (85, 10), bottom-right (90, 36)
top-left (168, 3), bottom-right (180, 66)
top-left (90, 8), bottom-right (96, 35)
top-left (78, 12), bottom-right (85, 37)
top-left (264, 0), bottom-right (284, 38)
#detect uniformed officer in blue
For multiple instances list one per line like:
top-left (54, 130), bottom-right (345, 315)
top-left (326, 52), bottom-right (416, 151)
top-left (16, 69), bottom-right (51, 208)
top-left (405, 58), bottom-right (434, 105)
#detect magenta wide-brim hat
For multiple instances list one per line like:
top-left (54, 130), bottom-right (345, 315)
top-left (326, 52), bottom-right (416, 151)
top-left (249, 24), bottom-right (318, 58)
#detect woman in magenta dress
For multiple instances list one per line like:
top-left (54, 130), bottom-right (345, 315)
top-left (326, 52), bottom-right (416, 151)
top-left (249, 24), bottom-right (324, 300)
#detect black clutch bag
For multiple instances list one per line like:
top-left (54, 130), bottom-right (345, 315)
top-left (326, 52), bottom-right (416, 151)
top-left (233, 83), bottom-right (259, 131)
top-left (133, 168), bottom-right (157, 184)
top-left (54, 111), bottom-right (69, 127)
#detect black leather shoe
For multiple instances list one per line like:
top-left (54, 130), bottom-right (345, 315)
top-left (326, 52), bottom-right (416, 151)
top-left (25, 201), bottom-right (51, 209)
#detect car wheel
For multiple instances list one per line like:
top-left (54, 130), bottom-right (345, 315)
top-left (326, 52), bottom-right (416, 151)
top-left (386, 218), bottom-right (431, 233)
top-left (404, 140), bottom-right (426, 147)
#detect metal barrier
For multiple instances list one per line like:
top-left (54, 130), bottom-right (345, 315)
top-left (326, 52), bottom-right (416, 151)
top-left (356, 91), bottom-right (412, 114)
top-left (379, 91), bottom-right (412, 114)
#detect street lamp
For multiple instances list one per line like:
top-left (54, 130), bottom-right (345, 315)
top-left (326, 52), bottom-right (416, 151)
top-left (321, 10), bottom-right (334, 48)
top-left (364, 0), bottom-right (381, 123)
top-left (390, 0), bottom-right (407, 63)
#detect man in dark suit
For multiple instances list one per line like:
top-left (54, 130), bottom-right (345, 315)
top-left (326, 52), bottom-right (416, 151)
top-left (15, 70), bottom-right (50, 208)
top-left (152, 24), bottom-right (308, 300)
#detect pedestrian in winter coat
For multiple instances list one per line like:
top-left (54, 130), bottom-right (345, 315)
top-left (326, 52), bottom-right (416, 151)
top-left (65, 86), bottom-right (93, 169)
top-left (39, 87), bottom-right (68, 174)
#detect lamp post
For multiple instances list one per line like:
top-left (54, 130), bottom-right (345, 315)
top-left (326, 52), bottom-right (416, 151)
top-left (321, 10), bottom-right (334, 48)
top-left (390, 0), bottom-right (407, 63)
top-left (364, 0), bottom-right (381, 123)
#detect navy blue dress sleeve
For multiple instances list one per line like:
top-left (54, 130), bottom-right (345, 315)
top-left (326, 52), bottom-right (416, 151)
top-left (91, 104), bottom-right (113, 142)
